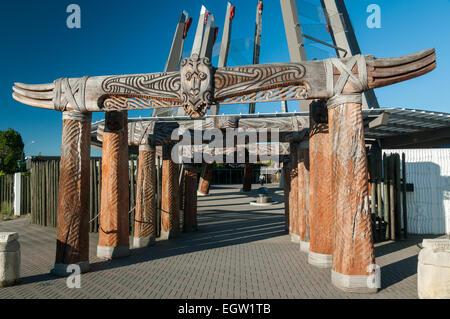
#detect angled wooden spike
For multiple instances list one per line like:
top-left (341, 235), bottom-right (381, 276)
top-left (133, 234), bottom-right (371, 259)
top-left (191, 5), bottom-right (209, 57)
top-left (154, 11), bottom-right (190, 118)
top-left (248, 0), bottom-right (263, 115)
top-left (210, 2), bottom-right (234, 116)
top-left (280, 0), bottom-right (310, 112)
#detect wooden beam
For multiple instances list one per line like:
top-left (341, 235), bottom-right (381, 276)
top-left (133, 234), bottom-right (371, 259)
top-left (13, 49), bottom-right (436, 115)
top-left (52, 111), bottom-right (91, 275)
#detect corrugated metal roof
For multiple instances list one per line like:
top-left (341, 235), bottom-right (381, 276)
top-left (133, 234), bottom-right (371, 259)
top-left (363, 107), bottom-right (450, 139)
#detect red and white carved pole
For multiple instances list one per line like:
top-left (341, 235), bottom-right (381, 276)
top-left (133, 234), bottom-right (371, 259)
top-left (289, 143), bottom-right (299, 243)
top-left (308, 100), bottom-right (334, 268)
top-left (326, 56), bottom-right (377, 293)
top-left (133, 144), bottom-right (156, 248)
top-left (282, 159), bottom-right (290, 232)
top-left (183, 164), bottom-right (198, 232)
top-left (97, 111), bottom-right (130, 259)
top-left (52, 110), bottom-right (91, 275)
top-left (198, 163), bottom-right (213, 196)
top-left (297, 141), bottom-right (310, 252)
top-left (161, 143), bottom-right (180, 239)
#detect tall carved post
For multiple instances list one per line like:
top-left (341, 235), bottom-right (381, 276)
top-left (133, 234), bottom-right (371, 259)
top-left (97, 111), bottom-right (130, 259)
top-left (133, 144), bottom-right (156, 248)
top-left (308, 100), bottom-right (334, 268)
top-left (242, 163), bottom-right (253, 192)
top-left (52, 111), bottom-right (91, 276)
top-left (289, 143), bottom-right (299, 243)
top-left (297, 141), bottom-right (310, 252)
top-left (326, 56), bottom-right (377, 293)
top-left (198, 163), bottom-right (213, 196)
top-left (183, 164), bottom-right (198, 232)
top-left (161, 143), bottom-right (180, 239)
top-left (282, 159), bottom-right (290, 232)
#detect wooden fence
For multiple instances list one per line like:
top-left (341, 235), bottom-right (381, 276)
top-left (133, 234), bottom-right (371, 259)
top-left (0, 174), bottom-right (14, 214)
top-left (368, 151), bottom-right (408, 242)
top-left (29, 158), bottom-right (142, 234)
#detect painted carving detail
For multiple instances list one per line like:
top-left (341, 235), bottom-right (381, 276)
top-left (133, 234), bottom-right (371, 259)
top-left (101, 72), bottom-right (181, 100)
top-left (180, 54), bottom-right (213, 118)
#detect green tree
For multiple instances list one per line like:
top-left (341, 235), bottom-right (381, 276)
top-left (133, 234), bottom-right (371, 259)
top-left (0, 129), bottom-right (24, 174)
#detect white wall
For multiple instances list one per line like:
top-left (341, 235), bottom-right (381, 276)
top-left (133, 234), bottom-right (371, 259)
top-left (384, 149), bottom-right (450, 235)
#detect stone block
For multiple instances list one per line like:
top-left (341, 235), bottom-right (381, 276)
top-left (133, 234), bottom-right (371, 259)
top-left (0, 232), bottom-right (20, 287)
top-left (418, 238), bottom-right (450, 299)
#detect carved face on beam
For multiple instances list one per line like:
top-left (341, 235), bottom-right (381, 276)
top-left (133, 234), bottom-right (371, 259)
top-left (180, 54), bottom-right (213, 118)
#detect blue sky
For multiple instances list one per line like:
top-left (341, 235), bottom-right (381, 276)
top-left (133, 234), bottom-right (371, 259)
top-left (0, 0), bottom-right (449, 156)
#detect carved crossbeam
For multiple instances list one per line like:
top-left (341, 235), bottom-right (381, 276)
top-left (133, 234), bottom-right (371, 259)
top-left (96, 115), bottom-right (309, 146)
top-left (13, 49), bottom-right (436, 118)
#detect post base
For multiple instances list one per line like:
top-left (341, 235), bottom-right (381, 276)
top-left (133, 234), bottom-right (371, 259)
top-left (183, 225), bottom-right (198, 233)
top-left (331, 270), bottom-right (378, 294)
top-left (308, 251), bottom-right (332, 268)
top-left (97, 245), bottom-right (130, 259)
top-left (300, 240), bottom-right (310, 253)
top-left (132, 237), bottom-right (155, 249)
top-left (197, 191), bottom-right (208, 197)
top-left (160, 230), bottom-right (180, 240)
top-left (290, 234), bottom-right (300, 243)
top-left (51, 261), bottom-right (90, 277)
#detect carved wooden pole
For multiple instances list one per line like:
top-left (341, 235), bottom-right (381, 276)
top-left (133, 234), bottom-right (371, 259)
top-left (297, 141), bottom-right (310, 252)
top-left (308, 100), bottom-right (334, 268)
top-left (242, 162), bottom-right (253, 192)
top-left (282, 160), bottom-right (290, 232)
top-left (198, 163), bottom-right (213, 196)
top-left (52, 111), bottom-right (91, 275)
top-left (133, 144), bottom-right (156, 248)
top-left (183, 164), bottom-right (198, 232)
top-left (97, 111), bottom-right (130, 259)
top-left (289, 143), bottom-right (299, 243)
top-left (161, 143), bottom-right (180, 239)
top-left (328, 97), bottom-right (376, 291)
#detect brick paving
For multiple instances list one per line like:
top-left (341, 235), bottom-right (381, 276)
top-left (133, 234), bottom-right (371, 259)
top-left (0, 184), bottom-right (441, 299)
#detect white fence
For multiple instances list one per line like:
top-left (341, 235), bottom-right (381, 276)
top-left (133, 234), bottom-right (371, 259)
top-left (384, 149), bottom-right (450, 235)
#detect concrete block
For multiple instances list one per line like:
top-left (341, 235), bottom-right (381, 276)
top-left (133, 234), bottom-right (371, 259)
top-left (418, 238), bottom-right (450, 299)
top-left (0, 232), bottom-right (20, 287)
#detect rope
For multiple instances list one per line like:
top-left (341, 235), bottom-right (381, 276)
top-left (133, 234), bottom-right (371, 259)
top-left (54, 76), bottom-right (89, 112)
top-left (325, 55), bottom-right (367, 109)
top-left (62, 110), bottom-right (91, 122)
top-left (88, 206), bottom-right (136, 224)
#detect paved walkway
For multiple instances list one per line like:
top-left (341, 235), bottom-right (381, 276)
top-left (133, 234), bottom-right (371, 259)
top-left (0, 184), bottom-right (438, 299)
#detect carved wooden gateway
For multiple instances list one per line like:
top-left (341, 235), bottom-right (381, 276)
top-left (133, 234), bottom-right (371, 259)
top-left (11, 4), bottom-right (437, 294)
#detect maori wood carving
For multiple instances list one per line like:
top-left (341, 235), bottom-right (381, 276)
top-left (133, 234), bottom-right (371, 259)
top-left (55, 114), bottom-right (91, 266)
top-left (13, 49), bottom-right (436, 118)
top-left (180, 54), bottom-right (213, 118)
